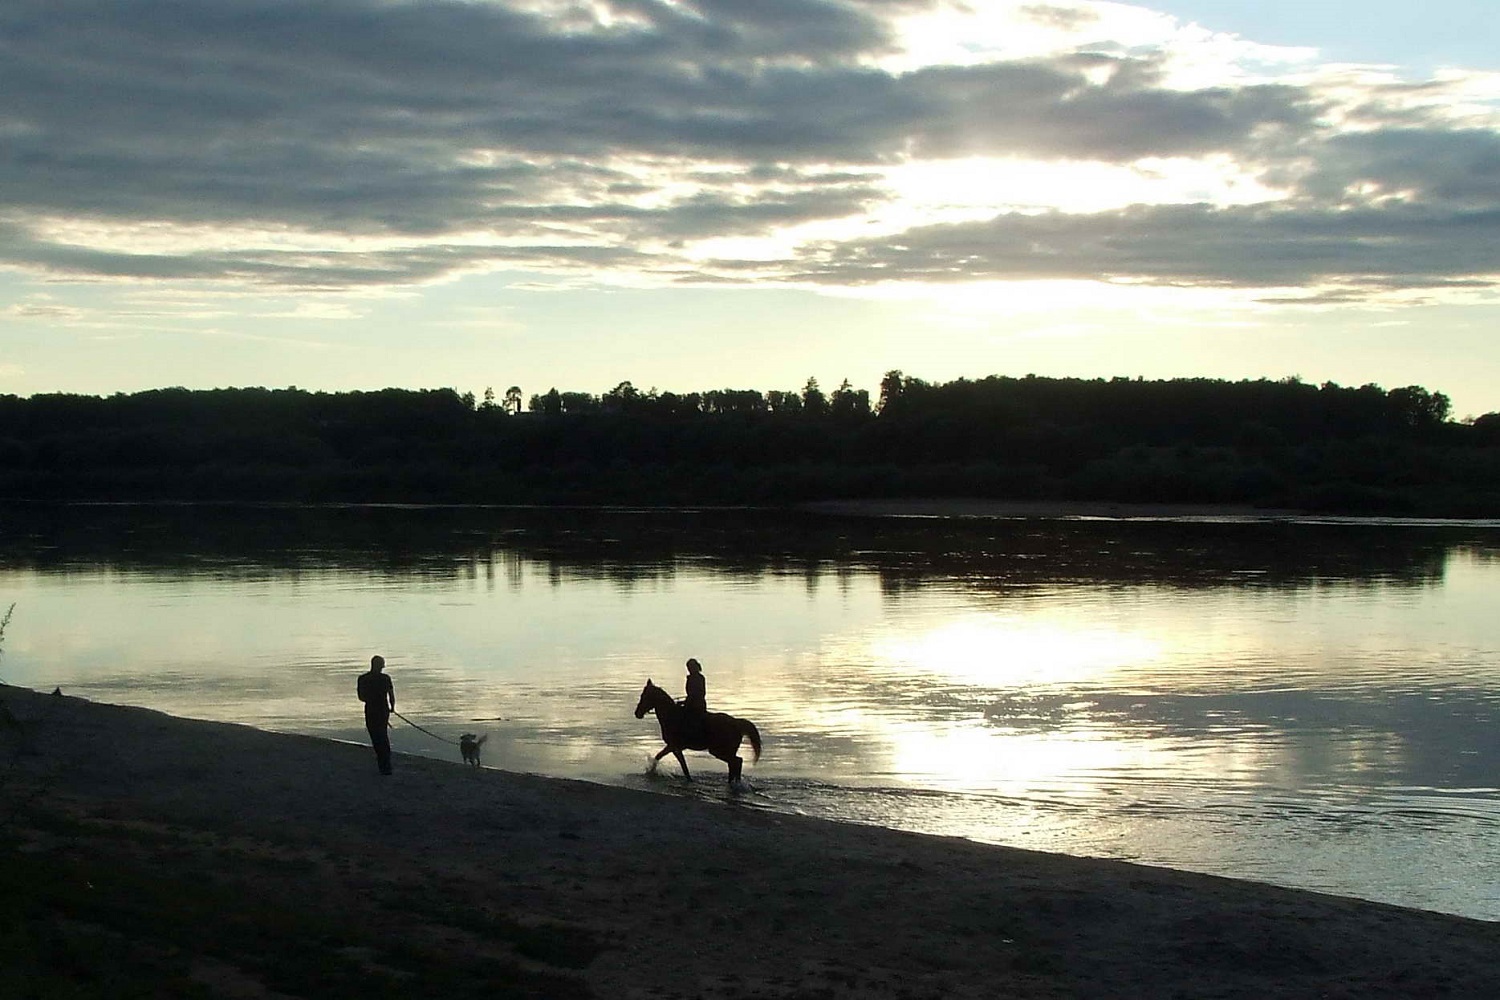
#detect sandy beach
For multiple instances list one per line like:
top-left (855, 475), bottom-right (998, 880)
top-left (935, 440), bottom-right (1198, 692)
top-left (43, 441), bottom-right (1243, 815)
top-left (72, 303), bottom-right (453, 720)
top-left (3, 682), bottom-right (1497, 998)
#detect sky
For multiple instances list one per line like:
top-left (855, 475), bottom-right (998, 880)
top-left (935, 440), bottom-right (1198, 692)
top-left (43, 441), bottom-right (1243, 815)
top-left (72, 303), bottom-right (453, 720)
top-left (3, 1), bottom-right (1500, 416)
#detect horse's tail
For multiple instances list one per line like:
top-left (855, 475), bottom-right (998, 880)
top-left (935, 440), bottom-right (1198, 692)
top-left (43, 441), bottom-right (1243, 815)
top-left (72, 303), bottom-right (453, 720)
top-left (739, 718), bottom-right (762, 762)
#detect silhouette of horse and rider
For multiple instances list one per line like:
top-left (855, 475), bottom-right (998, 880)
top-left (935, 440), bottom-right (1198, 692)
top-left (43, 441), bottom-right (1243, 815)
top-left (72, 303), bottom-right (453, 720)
top-left (360, 653), bottom-right (762, 784)
top-left (635, 658), bottom-right (761, 783)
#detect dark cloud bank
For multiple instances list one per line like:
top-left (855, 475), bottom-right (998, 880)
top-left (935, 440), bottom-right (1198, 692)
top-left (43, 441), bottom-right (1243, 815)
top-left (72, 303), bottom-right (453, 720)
top-left (1, 0), bottom-right (1497, 295)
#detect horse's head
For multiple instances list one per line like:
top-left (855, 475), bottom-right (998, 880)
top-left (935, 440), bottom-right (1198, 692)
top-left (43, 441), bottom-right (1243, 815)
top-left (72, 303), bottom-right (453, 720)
top-left (634, 679), bottom-right (656, 719)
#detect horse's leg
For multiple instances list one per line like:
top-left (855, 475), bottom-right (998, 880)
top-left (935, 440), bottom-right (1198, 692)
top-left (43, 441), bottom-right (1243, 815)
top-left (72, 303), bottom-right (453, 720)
top-left (710, 733), bottom-right (745, 784)
top-left (673, 749), bottom-right (692, 781)
top-left (649, 746), bottom-right (673, 773)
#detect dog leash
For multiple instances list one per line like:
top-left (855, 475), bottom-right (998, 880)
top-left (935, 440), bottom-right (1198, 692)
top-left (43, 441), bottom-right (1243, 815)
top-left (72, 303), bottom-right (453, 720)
top-left (390, 709), bottom-right (461, 746)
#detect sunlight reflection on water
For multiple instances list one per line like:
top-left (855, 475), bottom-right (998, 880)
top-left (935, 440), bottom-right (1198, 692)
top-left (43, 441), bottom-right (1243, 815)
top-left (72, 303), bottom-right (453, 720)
top-left (3, 504), bottom-right (1499, 919)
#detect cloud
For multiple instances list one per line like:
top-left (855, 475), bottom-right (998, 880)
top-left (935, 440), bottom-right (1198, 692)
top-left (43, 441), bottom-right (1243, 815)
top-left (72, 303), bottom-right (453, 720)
top-left (6, 299), bottom-right (85, 320)
top-left (0, 0), bottom-right (1496, 298)
top-left (1295, 128), bottom-right (1500, 208)
top-left (1018, 4), bottom-right (1100, 33)
top-left (791, 200), bottom-right (1500, 291)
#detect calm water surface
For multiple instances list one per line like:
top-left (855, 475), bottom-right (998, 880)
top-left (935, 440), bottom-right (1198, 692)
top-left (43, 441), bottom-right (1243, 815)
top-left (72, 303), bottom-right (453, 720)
top-left (3, 503), bottom-right (1498, 920)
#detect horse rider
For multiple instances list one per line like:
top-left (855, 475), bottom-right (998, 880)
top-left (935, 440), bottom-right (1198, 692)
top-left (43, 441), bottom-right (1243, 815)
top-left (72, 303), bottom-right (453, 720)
top-left (682, 657), bottom-right (707, 742)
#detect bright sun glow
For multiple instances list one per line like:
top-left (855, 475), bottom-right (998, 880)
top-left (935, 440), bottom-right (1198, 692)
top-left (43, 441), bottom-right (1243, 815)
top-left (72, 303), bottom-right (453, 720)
top-left (680, 151), bottom-right (1287, 279)
top-left (884, 722), bottom-right (1160, 795)
top-left (866, 615), bottom-right (1163, 688)
top-left (880, 155), bottom-right (1284, 218)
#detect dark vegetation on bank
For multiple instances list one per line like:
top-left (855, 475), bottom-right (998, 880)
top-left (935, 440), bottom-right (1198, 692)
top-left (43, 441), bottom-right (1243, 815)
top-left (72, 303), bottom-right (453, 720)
top-left (3, 372), bottom-right (1498, 516)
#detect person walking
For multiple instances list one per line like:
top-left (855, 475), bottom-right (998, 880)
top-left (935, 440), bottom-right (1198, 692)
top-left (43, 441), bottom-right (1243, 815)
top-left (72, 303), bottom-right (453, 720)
top-left (357, 654), bottom-right (396, 774)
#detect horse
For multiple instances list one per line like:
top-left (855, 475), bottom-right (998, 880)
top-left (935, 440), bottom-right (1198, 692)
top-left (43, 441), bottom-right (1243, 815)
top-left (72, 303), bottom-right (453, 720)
top-left (634, 678), bottom-right (762, 784)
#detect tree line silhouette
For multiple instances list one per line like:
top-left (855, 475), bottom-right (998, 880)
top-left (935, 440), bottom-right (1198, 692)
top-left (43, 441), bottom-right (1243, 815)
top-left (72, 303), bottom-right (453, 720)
top-left (2, 373), bottom-right (1498, 515)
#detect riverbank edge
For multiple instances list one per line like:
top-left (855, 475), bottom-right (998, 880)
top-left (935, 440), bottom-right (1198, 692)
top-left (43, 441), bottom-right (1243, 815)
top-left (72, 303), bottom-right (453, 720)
top-left (2, 683), bottom-right (1497, 998)
top-left (797, 498), bottom-right (1312, 519)
top-left (13, 495), bottom-right (1500, 525)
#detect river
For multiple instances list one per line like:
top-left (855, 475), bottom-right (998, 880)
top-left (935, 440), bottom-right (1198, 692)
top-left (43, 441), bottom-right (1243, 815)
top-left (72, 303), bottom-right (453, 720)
top-left (2, 502), bottom-right (1497, 920)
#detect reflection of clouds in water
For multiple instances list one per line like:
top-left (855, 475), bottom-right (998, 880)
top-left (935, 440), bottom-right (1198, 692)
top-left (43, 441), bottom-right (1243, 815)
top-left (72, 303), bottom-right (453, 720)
top-left (978, 688), bottom-right (1497, 789)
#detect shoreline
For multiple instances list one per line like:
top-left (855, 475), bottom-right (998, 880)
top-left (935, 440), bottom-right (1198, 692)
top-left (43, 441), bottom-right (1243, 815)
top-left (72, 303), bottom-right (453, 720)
top-left (3, 683), bottom-right (1497, 997)
top-left (798, 498), bottom-right (1305, 519)
top-left (11, 496), bottom-right (1500, 526)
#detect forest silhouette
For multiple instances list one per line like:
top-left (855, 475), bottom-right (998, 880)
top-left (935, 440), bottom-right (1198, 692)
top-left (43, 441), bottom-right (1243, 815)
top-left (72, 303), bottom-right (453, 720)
top-left (3, 372), bottom-right (1498, 516)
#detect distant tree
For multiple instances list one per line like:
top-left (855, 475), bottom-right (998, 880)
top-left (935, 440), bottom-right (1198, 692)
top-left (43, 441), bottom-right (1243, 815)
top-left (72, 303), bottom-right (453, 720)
top-left (830, 379), bottom-right (870, 418)
top-left (767, 389), bottom-right (803, 414)
top-left (603, 381), bottom-right (641, 413)
top-left (560, 391), bottom-right (600, 414)
top-left (1388, 385), bottom-right (1451, 429)
top-left (481, 386), bottom-right (497, 411)
top-left (504, 386), bottom-right (523, 415)
top-left (877, 369), bottom-right (906, 415)
top-left (531, 388), bottom-right (563, 415)
top-left (654, 391), bottom-right (702, 417)
top-left (1470, 412), bottom-right (1500, 445)
top-left (802, 377), bottom-right (828, 417)
top-left (704, 389), bottom-right (767, 415)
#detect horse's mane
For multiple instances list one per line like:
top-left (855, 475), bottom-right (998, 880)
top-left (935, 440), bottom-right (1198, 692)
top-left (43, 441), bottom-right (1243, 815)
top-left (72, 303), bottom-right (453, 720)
top-left (640, 678), bottom-right (674, 706)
